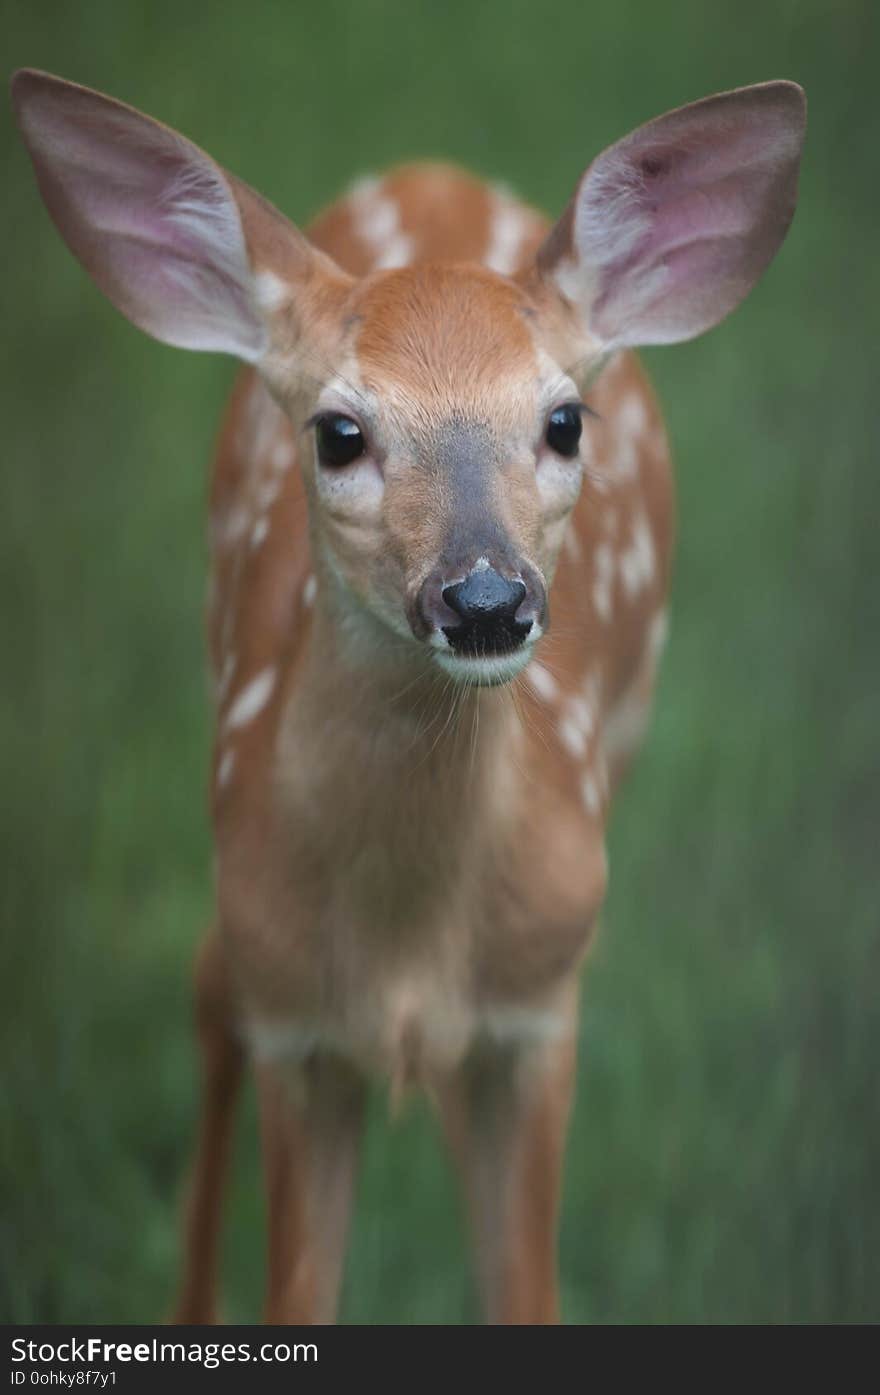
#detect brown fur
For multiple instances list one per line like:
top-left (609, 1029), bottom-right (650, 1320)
top-left (173, 164), bottom-right (672, 1325)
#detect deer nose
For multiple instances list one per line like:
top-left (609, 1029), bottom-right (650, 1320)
top-left (441, 567), bottom-right (531, 656)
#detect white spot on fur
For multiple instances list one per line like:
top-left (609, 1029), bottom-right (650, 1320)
top-left (226, 667), bottom-right (277, 729)
top-left (558, 717), bottom-right (587, 760)
top-left (216, 652), bottom-right (237, 703)
top-left (558, 675), bottom-right (599, 759)
top-left (648, 607), bottom-right (669, 660)
top-left (348, 175), bottom-right (414, 270)
top-left (376, 236), bottom-right (412, 270)
top-left (303, 574), bottom-right (317, 607)
top-left (480, 1005), bottom-right (566, 1045)
top-left (568, 693), bottom-right (595, 740)
top-left (581, 772), bottom-right (601, 814)
top-left (619, 511), bottom-right (656, 598)
top-left (212, 504), bottom-right (251, 549)
top-left (250, 516), bottom-right (269, 549)
top-left (485, 190), bottom-right (532, 275)
top-left (526, 661), bottom-right (559, 703)
top-left (216, 748), bottom-right (235, 789)
top-left (254, 269), bottom-right (289, 311)
top-left (618, 390), bottom-right (648, 438)
top-left (256, 478), bottom-right (280, 512)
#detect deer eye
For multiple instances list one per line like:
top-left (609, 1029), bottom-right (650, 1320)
top-left (545, 403), bottom-right (583, 459)
top-left (314, 413), bottom-right (365, 467)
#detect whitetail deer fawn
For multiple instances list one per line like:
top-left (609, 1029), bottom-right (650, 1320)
top-left (13, 69), bottom-right (805, 1324)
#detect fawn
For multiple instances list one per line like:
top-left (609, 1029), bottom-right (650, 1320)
top-left (13, 70), bottom-right (805, 1324)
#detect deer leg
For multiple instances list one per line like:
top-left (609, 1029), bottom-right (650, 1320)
top-left (171, 930), bottom-right (243, 1323)
top-left (437, 1016), bottom-right (577, 1324)
top-left (255, 1053), bottom-right (367, 1325)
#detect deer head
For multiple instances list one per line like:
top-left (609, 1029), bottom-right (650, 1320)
top-left (12, 71), bottom-right (805, 685)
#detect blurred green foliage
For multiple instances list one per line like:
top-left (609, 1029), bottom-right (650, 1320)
top-left (2, 0), bottom-right (877, 1324)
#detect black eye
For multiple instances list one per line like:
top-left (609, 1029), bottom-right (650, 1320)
top-left (315, 413), bottom-right (365, 467)
top-left (546, 404), bottom-right (583, 459)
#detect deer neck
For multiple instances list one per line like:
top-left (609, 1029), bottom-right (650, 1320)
top-left (276, 570), bottom-right (524, 906)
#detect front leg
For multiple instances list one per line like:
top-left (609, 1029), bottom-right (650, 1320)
top-left (172, 930), bottom-right (243, 1324)
top-left (436, 1004), bottom-right (578, 1324)
top-left (255, 1052), bottom-right (367, 1324)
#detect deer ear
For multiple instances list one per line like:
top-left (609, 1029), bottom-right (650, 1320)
top-left (535, 81), bottom-right (806, 349)
top-left (11, 68), bottom-right (345, 362)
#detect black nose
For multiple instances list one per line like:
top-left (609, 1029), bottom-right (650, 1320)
top-left (441, 567), bottom-right (531, 656)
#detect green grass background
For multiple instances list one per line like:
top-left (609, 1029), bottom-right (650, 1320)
top-left (2, 0), bottom-right (877, 1324)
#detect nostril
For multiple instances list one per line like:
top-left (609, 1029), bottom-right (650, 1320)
top-left (441, 567), bottom-right (531, 656)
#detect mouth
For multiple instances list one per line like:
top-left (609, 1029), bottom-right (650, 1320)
top-left (412, 557), bottom-right (547, 687)
top-left (431, 640), bottom-right (536, 688)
